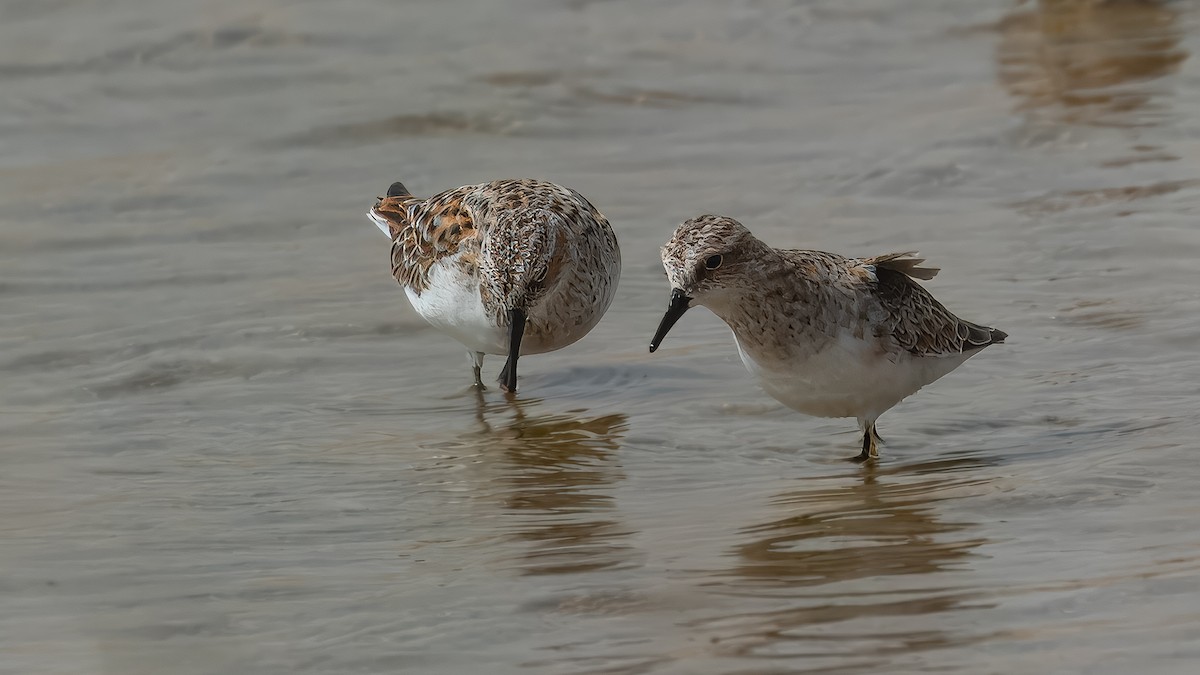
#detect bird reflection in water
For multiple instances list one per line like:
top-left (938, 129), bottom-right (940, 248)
top-left (469, 393), bottom-right (634, 576)
top-left (692, 457), bottom-right (997, 660)
top-left (995, 0), bottom-right (1187, 127)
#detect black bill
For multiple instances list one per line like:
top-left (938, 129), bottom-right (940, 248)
top-left (649, 288), bottom-right (692, 353)
top-left (499, 308), bottom-right (527, 392)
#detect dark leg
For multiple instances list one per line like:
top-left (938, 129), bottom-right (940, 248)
top-left (497, 358), bottom-right (512, 390)
top-left (851, 418), bottom-right (879, 462)
top-left (470, 351), bottom-right (485, 388)
top-left (499, 308), bottom-right (525, 393)
top-left (853, 429), bottom-right (873, 462)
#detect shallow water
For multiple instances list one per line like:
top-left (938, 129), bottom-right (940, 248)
top-left (3, 0), bottom-right (1200, 672)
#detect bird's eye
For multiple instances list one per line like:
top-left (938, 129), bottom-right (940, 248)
top-left (705, 254), bottom-right (723, 270)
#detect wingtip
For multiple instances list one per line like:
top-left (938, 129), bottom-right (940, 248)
top-left (961, 321), bottom-right (1007, 351)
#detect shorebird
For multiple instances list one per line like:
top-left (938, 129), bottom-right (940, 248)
top-left (368, 179), bottom-right (620, 392)
top-left (649, 215), bottom-right (1005, 461)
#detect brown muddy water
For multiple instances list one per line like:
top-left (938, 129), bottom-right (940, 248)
top-left (3, 1), bottom-right (1200, 673)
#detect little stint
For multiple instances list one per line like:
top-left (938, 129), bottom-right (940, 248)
top-left (649, 215), bottom-right (1005, 461)
top-left (369, 179), bottom-right (620, 392)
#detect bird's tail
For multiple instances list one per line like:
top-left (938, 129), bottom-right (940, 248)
top-left (368, 181), bottom-right (416, 240)
top-left (368, 209), bottom-right (396, 238)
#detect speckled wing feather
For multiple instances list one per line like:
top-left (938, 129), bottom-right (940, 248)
top-left (864, 253), bottom-right (1004, 357)
top-left (373, 188), bottom-right (479, 294)
top-left (372, 179), bottom-right (617, 302)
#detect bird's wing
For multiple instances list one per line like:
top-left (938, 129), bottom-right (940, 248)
top-left (369, 187), bottom-right (481, 294)
top-left (863, 252), bottom-right (1003, 357)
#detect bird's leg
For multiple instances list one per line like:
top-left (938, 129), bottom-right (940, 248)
top-left (854, 433), bottom-right (873, 463)
top-left (852, 418), bottom-right (880, 462)
top-left (497, 358), bottom-right (511, 389)
top-left (469, 351), bottom-right (486, 389)
top-left (498, 308), bottom-right (525, 393)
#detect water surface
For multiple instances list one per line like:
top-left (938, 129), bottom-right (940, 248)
top-left (3, 0), bottom-right (1200, 673)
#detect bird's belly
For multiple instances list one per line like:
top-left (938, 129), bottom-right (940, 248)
top-left (405, 274), bottom-right (508, 355)
top-left (403, 260), bottom-right (613, 356)
top-left (733, 332), bottom-right (968, 419)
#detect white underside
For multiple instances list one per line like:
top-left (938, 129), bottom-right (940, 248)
top-left (405, 263), bottom-right (511, 355)
top-left (734, 330), bottom-right (972, 421)
top-left (405, 258), bottom-right (602, 357)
